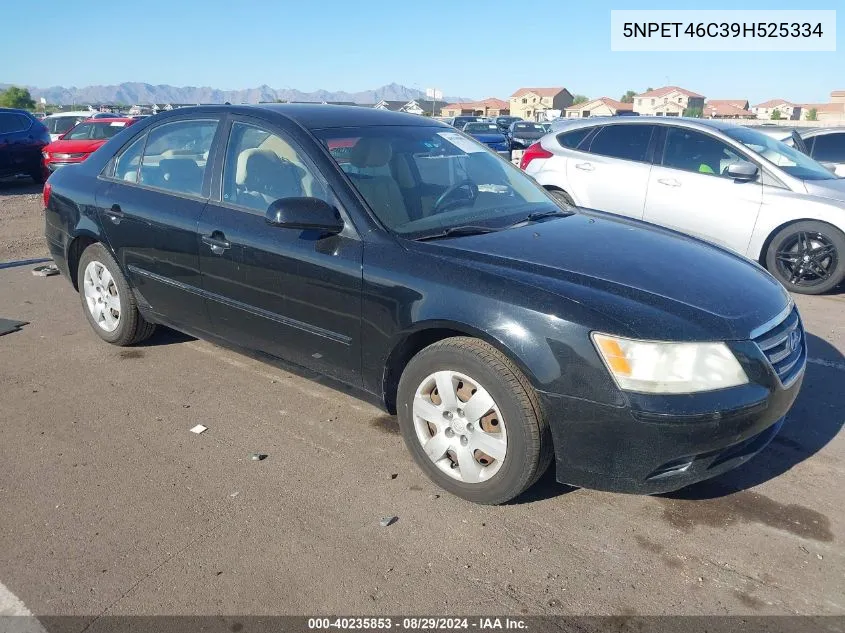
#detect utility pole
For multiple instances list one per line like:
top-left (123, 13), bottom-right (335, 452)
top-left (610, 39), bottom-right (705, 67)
top-left (426, 87), bottom-right (442, 116)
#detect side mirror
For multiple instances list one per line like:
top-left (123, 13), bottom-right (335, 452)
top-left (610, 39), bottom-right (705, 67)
top-left (265, 197), bottom-right (343, 234)
top-left (819, 161), bottom-right (838, 175)
top-left (726, 161), bottom-right (759, 181)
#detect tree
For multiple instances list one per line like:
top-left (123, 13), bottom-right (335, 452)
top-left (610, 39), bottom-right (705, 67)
top-left (0, 86), bottom-right (36, 110)
top-left (683, 107), bottom-right (703, 118)
top-left (806, 108), bottom-right (818, 121)
top-left (620, 90), bottom-right (636, 103)
top-left (771, 109), bottom-right (783, 121)
top-left (646, 87), bottom-right (654, 92)
top-left (572, 94), bottom-right (589, 105)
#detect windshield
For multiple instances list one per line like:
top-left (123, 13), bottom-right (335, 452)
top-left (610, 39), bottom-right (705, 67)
top-left (725, 127), bottom-right (835, 181)
top-left (463, 123), bottom-right (499, 134)
top-left (63, 121), bottom-right (128, 140)
top-left (316, 126), bottom-right (557, 237)
top-left (513, 123), bottom-right (546, 133)
top-left (46, 116), bottom-right (85, 134)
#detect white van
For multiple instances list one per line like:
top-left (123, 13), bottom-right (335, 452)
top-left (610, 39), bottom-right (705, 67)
top-left (43, 111), bottom-right (120, 141)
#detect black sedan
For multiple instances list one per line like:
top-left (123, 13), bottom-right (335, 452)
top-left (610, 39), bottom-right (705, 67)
top-left (507, 121), bottom-right (548, 150)
top-left (44, 105), bottom-right (804, 504)
top-left (0, 107), bottom-right (50, 183)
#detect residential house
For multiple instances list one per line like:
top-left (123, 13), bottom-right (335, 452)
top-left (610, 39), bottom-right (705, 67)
top-left (800, 91), bottom-right (845, 122)
top-left (440, 98), bottom-right (510, 118)
top-left (752, 99), bottom-right (801, 120)
top-left (372, 100), bottom-right (408, 112)
top-left (401, 99), bottom-right (447, 116)
top-left (703, 100), bottom-right (755, 119)
top-left (509, 88), bottom-right (573, 121)
top-left (632, 86), bottom-right (705, 116)
top-left (564, 97), bottom-right (633, 118)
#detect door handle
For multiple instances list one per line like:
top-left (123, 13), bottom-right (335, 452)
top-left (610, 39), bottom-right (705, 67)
top-left (657, 178), bottom-right (681, 187)
top-left (202, 233), bottom-right (231, 255)
top-left (104, 204), bottom-right (124, 224)
top-left (575, 162), bottom-right (594, 171)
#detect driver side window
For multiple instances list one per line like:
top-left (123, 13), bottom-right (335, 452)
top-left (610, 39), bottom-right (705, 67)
top-left (222, 122), bottom-right (327, 213)
top-left (662, 128), bottom-right (744, 178)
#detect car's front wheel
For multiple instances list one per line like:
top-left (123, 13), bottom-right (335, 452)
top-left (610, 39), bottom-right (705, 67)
top-left (765, 221), bottom-right (845, 295)
top-left (397, 337), bottom-right (553, 504)
top-left (78, 243), bottom-right (156, 346)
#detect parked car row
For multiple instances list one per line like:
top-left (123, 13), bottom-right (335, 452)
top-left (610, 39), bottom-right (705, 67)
top-left (524, 117), bottom-right (845, 294)
top-left (44, 104), bottom-right (806, 505)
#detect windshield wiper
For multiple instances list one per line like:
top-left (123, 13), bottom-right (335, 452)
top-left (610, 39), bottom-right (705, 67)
top-left (413, 225), bottom-right (500, 241)
top-left (505, 208), bottom-right (575, 229)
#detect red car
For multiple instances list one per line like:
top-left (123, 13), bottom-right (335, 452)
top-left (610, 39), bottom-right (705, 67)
top-left (42, 117), bottom-right (136, 172)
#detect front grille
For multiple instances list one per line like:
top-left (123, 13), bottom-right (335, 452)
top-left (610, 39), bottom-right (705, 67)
top-left (753, 307), bottom-right (805, 387)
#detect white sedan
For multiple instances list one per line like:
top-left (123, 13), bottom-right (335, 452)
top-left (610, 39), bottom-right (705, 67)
top-left (522, 117), bottom-right (845, 294)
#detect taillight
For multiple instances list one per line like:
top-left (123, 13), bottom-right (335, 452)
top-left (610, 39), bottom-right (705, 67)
top-left (520, 142), bottom-right (553, 170)
top-left (43, 182), bottom-right (52, 208)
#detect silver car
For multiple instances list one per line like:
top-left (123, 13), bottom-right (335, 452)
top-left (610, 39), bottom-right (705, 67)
top-left (800, 128), bottom-right (845, 177)
top-left (524, 117), bottom-right (845, 294)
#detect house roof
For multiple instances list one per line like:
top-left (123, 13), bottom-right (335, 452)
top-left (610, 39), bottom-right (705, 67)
top-left (754, 99), bottom-right (794, 108)
top-left (706, 99), bottom-right (749, 109)
top-left (374, 100), bottom-right (408, 111)
top-left (510, 87), bottom-right (567, 98)
top-left (800, 102), bottom-right (845, 113)
top-left (442, 98), bottom-right (508, 111)
top-left (635, 86), bottom-right (704, 99)
top-left (704, 102), bottom-right (754, 117)
top-left (565, 97), bottom-right (632, 112)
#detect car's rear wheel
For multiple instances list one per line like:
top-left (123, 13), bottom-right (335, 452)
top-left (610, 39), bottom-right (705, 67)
top-left (546, 188), bottom-right (575, 209)
top-left (396, 337), bottom-right (552, 504)
top-left (78, 243), bottom-right (156, 346)
top-left (765, 221), bottom-right (845, 295)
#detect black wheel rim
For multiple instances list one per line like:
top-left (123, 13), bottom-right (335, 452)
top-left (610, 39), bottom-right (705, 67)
top-left (775, 231), bottom-right (838, 287)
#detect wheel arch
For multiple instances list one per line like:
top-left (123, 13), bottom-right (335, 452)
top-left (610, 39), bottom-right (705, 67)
top-left (66, 232), bottom-right (102, 290)
top-left (755, 217), bottom-right (844, 266)
top-left (380, 320), bottom-right (540, 414)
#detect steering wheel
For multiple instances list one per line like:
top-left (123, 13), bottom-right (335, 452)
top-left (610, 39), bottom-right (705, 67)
top-left (432, 179), bottom-right (478, 214)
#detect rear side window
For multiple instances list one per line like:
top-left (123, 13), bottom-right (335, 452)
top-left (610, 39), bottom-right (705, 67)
top-left (810, 133), bottom-right (845, 162)
top-left (137, 119), bottom-right (218, 197)
top-left (587, 125), bottom-right (654, 162)
top-left (0, 113), bottom-right (31, 134)
top-left (556, 127), bottom-right (592, 149)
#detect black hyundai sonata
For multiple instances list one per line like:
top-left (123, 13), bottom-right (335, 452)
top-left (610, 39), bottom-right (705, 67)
top-left (43, 104), bottom-right (805, 504)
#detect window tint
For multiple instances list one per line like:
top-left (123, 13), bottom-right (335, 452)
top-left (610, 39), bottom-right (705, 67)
top-left (138, 120), bottom-right (217, 196)
top-left (112, 134), bottom-right (146, 183)
top-left (662, 128), bottom-right (744, 177)
top-left (64, 121), bottom-right (128, 141)
top-left (810, 133), bottom-right (845, 162)
top-left (587, 125), bottom-right (654, 162)
top-left (557, 127), bottom-right (592, 149)
top-left (0, 113), bottom-right (30, 134)
top-left (222, 121), bottom-right (326, 212)
top-left (46, 116), bottom-right (85, 135)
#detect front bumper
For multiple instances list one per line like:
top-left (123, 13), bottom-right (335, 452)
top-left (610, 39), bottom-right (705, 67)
top-left (541, 364), bottom-right (804, 494)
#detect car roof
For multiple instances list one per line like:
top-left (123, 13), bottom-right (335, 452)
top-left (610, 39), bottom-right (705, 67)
top-left (44, 110), bottom-right (100, 118)
top-left (78, 117), bottom-right (135, 123)
top-left (550, 116), bottom-right (748, 134)
top-left (0, 107), bottom-right (34, 115)
top-left (238, 104), bottom-right (448, 129)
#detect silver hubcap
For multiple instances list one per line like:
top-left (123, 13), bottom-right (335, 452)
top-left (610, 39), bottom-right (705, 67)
top-left (412, 370), bottom-right (507, 483)
top-left (83, 261), bottom-right (121, 333)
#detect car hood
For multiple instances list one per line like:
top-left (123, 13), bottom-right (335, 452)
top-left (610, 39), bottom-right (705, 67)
top-left (802, 177), bottom-right (845, 202)
top-left (409, 212), bottom-right (790, 341)
top-left (469, 133), bottom-right (507, 144)
top-left (44, 139), bottom-right (104, 154)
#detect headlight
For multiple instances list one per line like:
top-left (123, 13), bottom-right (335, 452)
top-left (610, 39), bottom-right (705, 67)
top-left (591, 333), bottom-right (748, 394)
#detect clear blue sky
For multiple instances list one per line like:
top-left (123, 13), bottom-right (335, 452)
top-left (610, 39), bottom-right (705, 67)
top-left (2, 0), bottom-right (840, 103)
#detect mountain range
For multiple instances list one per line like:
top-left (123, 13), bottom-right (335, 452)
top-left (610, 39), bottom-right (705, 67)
top-left (0, 82), bottom-right (468, 106)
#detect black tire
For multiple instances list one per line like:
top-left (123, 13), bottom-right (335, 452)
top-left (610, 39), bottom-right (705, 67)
top-left (396, 337), bottom-right (553, 505)
top-left (764, 221), bottom-right (845, 295)
top-left (547, 188), bottom-right (575, 209)
top-left (77, 243), bottom-right (156, 346)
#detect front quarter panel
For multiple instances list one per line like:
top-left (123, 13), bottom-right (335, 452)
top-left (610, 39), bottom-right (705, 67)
top-left (748, 185), bottom-right (845, 260)
top-left (361, 241), bottom-right (626, 410)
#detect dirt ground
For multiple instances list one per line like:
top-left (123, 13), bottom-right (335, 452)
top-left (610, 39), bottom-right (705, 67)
top-left (0, 179), bottom-right (843, 624)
